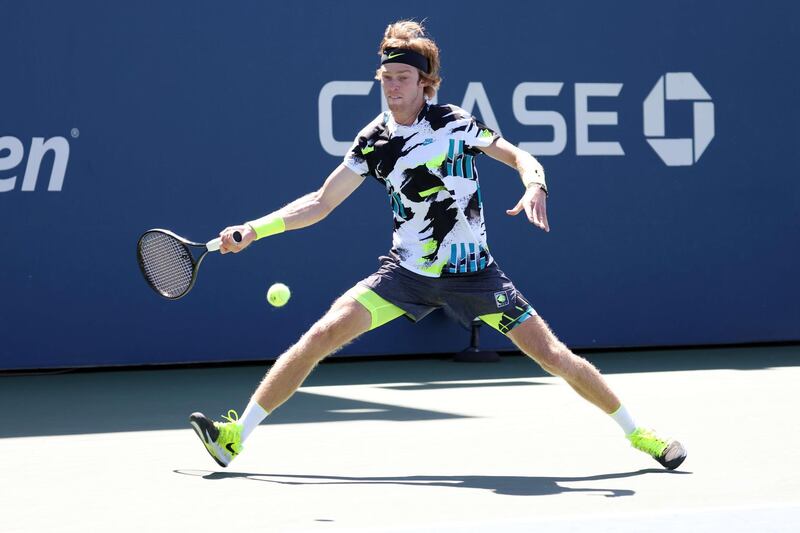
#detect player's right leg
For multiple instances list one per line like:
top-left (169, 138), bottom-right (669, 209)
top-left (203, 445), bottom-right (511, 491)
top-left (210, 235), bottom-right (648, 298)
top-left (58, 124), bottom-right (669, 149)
top-left (190, 286), bottom-right (405, 467)
top-left (250, 291), bottom-right (375, 413)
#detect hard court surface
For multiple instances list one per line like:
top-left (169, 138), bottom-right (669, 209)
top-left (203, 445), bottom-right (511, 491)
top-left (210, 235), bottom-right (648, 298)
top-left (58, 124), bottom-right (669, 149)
top-left (1, 345), bottom-right (798, 532)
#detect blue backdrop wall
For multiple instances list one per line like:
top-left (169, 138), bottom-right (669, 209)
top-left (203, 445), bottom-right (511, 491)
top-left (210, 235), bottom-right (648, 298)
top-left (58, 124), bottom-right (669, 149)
top-left (2, 1), bottom-right (798, 370)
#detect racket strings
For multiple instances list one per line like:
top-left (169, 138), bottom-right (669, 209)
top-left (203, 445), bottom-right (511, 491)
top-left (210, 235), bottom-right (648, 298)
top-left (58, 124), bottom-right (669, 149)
top-left (139, 232), bottom-right (195, 298)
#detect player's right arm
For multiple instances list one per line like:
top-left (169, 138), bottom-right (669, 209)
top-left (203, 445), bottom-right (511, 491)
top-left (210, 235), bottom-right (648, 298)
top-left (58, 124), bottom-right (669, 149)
top-left (218, 164), bottom-right (365, 253)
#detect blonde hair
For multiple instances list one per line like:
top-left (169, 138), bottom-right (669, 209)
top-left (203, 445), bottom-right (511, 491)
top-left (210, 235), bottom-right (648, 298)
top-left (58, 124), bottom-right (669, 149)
top-left (375, 20), bottom-right (441, 99)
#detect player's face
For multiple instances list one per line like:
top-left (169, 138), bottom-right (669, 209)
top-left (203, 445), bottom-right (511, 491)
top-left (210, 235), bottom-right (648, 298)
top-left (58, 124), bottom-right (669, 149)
top-left (380, 63), bottom-right (426, 118)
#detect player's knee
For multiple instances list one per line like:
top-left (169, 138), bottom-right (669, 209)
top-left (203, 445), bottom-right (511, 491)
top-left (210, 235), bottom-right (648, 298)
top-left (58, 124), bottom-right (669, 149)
top-left (308, 320), bottom-right (346, 353)
top-left (308, 304), bottom-right (367, 353)
top-left (511, 319), bottom-right (576, 377)
top-left (536, 344), bottom-right (569, 376)
top-left (522, 337), bottom-right (573, 377)
top-left (545, 347), bottom-right (595, 382)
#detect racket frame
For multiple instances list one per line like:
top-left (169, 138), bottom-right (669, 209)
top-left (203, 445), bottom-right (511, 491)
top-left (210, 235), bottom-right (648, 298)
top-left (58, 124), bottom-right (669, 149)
top-left (137, 229), bottom-right (219, 300)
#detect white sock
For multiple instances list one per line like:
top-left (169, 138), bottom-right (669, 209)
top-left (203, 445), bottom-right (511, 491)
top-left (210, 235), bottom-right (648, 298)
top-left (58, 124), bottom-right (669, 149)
top-left (610, 404), bottom-right (637, 436)
top-left (239, 399), bottom-right (269, 442)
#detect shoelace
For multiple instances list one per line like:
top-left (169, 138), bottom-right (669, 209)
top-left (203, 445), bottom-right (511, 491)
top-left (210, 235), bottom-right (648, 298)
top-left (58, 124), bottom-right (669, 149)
top-left (215, 410), bottom-right (242, 454)
top-left (221, 409), bottom-right (239, 424)
top-left (630, 430), bottom-right (667, 456)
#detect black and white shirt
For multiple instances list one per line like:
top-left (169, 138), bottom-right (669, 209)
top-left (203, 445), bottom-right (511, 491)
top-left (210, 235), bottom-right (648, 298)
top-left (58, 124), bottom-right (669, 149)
top-left (344, 103), bottom-right (499, 277)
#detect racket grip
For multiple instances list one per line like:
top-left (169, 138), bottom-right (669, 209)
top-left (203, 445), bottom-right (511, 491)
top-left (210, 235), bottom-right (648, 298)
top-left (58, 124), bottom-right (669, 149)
top-left (207, 231), bottom-right (243, 252)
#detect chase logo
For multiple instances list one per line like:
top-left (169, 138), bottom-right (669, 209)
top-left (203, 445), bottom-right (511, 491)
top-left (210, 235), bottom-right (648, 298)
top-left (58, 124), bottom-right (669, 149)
top-left (643, 73), bottom-right (714, 166)
top-left (494, 290), bottom-right (510, 308)
top-left (0, 132), bottom-right (73, 193)
top-left (320, 74), bottom-right (718, 169)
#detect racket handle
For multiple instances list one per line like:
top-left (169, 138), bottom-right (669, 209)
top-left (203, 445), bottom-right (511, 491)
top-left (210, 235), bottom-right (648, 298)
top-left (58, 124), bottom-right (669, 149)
top-left (206, 231), bottom-right (243, 252)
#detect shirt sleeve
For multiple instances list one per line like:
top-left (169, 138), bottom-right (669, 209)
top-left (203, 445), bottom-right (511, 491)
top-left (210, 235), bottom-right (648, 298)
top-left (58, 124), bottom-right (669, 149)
top-left (343, 137), bottom-right (370, 178)
top-left (449, 105), bottom-right (499, 149)
top-left (465, 117), bottom-right (499, 148)
top-left (343, 114), bottom-right (384, 179)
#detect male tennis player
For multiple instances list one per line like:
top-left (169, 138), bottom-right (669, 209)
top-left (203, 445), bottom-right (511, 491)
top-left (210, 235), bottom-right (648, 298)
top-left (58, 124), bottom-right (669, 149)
top-left (190, 20), bottom-right (686, 470)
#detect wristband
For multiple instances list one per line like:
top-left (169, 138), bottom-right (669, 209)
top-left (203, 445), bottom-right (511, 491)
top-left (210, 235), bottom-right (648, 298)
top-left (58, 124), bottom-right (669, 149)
top-left (245, 214), bottom-right (286, 240)
top-left (522, 168), bottom-right (548, 197)
top-left (521, 167), bottom-right (546, 186)
top-left (525, 182), bottom-right (548, 196)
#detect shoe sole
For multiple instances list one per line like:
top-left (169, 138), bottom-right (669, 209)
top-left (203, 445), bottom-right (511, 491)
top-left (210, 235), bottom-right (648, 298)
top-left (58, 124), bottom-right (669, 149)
top-left (189, 412), bottom-right (229, 468)
top-left (658, 440), bottom-right (687, 470)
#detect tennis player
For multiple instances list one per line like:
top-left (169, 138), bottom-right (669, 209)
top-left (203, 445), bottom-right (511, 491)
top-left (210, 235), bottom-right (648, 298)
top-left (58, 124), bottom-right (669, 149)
top-left (190, 20), bottom-right (686, 471)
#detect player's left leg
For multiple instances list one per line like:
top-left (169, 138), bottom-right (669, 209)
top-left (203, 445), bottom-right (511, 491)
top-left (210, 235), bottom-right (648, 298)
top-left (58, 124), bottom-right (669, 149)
top-left (506, 315), bottom-right (620, 412)
top-left (448, 261), bottom-right (685, 470)
top-left (503, 315), bottom-right (686, 469)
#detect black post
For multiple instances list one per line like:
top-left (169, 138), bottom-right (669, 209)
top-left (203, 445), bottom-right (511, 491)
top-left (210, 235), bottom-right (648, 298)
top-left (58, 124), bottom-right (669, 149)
top-left (454, 319), bottom-right (501, 362)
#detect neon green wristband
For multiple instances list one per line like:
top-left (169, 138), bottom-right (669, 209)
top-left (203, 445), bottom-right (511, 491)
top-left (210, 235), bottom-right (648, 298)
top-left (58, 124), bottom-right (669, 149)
top-left (246, 215), bottom-right (286, 240)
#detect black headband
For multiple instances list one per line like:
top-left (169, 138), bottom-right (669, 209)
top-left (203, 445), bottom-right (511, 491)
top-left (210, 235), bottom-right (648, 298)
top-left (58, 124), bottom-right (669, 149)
top-left (380, 48), bottom-right (430, 74)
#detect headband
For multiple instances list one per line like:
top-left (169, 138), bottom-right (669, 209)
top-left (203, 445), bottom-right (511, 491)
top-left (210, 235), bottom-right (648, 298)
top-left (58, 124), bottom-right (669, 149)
top-left (380, 48), bottom-right (430, 74)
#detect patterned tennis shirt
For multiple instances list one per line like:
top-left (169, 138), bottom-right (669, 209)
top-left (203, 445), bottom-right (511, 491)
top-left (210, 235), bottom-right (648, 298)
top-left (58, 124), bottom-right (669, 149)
top-left (344, 103), bottom-right (499, 277)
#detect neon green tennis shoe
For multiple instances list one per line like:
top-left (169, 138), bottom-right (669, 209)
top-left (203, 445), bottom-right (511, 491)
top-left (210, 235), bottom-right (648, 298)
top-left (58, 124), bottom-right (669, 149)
top-left (189, 410), bottom-right (243, 467)
top-left (627, 427), bottom-right (686, 470)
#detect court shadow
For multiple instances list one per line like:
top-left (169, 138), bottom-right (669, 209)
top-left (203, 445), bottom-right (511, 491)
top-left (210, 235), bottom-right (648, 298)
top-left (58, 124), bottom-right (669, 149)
top-left (380, 380), bottom-right (550, 391)
top-left (0, 386), bottom-right (467, 439)
top-left (5, 344), bottom-right (796, 438)
top-left (174, 467), bottom-right (689, 498)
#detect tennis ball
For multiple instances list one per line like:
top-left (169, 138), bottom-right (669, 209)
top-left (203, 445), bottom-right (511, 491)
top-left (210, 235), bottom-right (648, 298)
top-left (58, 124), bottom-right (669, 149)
top-left (267, 283), bottom-right (291, 307)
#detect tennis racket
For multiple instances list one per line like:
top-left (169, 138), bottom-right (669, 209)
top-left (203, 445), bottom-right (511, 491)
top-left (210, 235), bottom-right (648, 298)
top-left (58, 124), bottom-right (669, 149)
top-left (137, 229), bottom-right (241, 300)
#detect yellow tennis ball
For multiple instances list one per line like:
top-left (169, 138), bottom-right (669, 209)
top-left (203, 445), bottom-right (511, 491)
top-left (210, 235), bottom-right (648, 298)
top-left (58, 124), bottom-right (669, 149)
top-left (267, 283), bottom-right (291, 307)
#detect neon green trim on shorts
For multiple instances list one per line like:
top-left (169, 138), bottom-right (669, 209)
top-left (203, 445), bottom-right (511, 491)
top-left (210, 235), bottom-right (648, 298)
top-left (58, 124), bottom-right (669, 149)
top-left (348, 285), bottom-right (406, 330)
top-left (479, 306), bottom-right (534, 336)
top-left (478, 312), bottom-right (504, 333)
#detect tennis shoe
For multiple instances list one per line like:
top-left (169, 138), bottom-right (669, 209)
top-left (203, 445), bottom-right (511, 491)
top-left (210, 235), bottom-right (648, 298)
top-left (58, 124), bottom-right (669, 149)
top-left (627, 427), bottom-right (686, 470)
top-left (189, 410), bottom-right (243, 467)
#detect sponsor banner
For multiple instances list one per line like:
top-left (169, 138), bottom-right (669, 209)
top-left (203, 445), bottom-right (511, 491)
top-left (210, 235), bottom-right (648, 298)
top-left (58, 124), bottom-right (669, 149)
top-left (1, 2), bottom-right (798, 369)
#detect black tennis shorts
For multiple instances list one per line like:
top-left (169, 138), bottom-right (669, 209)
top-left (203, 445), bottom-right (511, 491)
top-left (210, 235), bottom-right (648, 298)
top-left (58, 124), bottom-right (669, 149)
top-left (357, 255), bottom-right (536, 334)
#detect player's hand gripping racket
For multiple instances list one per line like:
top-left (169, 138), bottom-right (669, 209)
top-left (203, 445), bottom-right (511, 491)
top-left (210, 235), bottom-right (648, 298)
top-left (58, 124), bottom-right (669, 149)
top-left (137, 229), bottom-right (241, 300)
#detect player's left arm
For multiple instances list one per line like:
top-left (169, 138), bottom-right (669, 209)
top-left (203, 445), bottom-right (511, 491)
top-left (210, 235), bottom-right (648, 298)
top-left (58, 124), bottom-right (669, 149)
top-left (480, 138), bottom-right (549, 233)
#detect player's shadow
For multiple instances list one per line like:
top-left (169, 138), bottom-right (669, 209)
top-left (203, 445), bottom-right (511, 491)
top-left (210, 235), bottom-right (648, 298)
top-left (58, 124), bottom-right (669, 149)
top-left (174, 467), bottom-right (688, 497)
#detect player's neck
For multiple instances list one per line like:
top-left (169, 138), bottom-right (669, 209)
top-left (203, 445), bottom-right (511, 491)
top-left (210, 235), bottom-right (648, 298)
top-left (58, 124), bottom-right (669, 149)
top-left (392, 98), bottom-right (426, 126)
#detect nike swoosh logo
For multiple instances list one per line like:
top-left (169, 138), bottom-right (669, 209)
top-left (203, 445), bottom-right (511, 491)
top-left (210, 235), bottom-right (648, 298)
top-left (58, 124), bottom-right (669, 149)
top-left (387, 52), bottom-right (405, 59)
top-left (226, 442), bottom-right (237, 454)
top-left (361, 146), bottom-right (375, 155)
